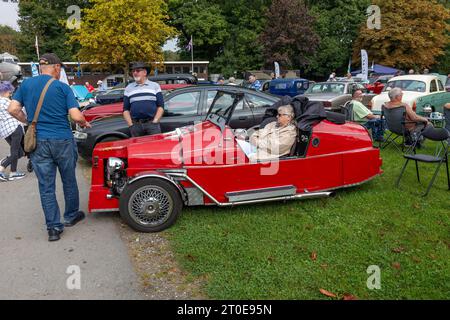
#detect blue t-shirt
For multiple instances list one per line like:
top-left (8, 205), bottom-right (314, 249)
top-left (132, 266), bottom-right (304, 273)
top-left (13, 75), bottom-right (79, 139)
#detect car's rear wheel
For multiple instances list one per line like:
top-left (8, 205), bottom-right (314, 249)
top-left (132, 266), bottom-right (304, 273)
top-left (119, 178), bottom-right (182, 232)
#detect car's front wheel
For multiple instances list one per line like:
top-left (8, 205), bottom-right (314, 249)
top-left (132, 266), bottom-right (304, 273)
top-left (119, 178), bottom-right (183, 232)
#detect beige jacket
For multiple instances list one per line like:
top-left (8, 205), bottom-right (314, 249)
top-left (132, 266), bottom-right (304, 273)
top-left (249, 121), bottom-right (297, 161)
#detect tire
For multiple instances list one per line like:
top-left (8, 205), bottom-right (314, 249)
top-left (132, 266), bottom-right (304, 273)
top-left (119, 178), bottom-right (183, 232)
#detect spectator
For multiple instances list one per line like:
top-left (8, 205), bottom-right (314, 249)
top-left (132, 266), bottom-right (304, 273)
top-left (123, 62), bottom-right (164, 138)
top-left (228, 77), bottom-right (237, 86)
top-left (97, 80), bottom-right (106, 91)
top-left (328, 72), bottom-right (336, 82)
top-left (423, 68), bottom-right (429, 74)
top-left (248, 74), bottom-right (262, 91)
top-left (8, 53), bottom-right (91, 242)
top-left (217, 76), bottom-right (225, 85)
top-left (270, 72), bottom-right (276, 80)
top-left (0, 81), bottom-right (26, 181)
top-left (383, 87), bottom-right (430, 140)
top-left (346, 72), bottom-right (353, 81)
top-left (85, 81), bottom-right (95, 92)
top-left (408, 69), bottom-right (415, 75)
top-left (245, 105), bottom-right (297, 161)
top-left (350, 89), bottom-right (384, 141)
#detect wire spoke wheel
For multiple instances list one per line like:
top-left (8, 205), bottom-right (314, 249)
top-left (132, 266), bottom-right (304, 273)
top-left (128, 186), bottom-right (173, 226)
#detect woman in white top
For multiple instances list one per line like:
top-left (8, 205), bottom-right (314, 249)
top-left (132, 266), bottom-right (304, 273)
top-left (0, 81), bottom-right (26, 181)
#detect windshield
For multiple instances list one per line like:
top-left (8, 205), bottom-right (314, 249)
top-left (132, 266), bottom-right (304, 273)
top-left (384, 80), bottom-right (426, 93)
top-left (206, 91), bottom-right (244, 129)
top-left (305, 83), bottom-right (345, 94)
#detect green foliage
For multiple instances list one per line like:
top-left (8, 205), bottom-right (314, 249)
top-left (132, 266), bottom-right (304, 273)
top-left (0, 25), bottom-right (19, 55)
top-left (167, 142), bottom-right (450, 299)
top-left (69, 0), bottom-right (177, 76)
top-left (353, 0), bottom-right (450, 70)
top-left (17, 0), bottom-right (91, 61)
top-left (306, 0), bottom-right (371, 79)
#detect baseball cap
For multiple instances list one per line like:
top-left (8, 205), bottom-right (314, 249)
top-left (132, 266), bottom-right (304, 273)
top-left (39, 53), bottom-right (64, 67)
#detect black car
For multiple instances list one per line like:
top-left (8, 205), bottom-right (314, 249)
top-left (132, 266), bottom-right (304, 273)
top-left (74, 85), bottom-right (280, 160)
top-left (95, 88), bottom-right (125, 105)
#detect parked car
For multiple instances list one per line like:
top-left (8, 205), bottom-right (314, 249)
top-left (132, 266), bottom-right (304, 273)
top-left (445, 76), bottom-right (450, 92)
top-left (87, 89), bottom-right (383, 232)
top-left (303, 82), bottom-right (374, 111)
top-left (75, 85), bottom-right (280, 160)
top-left (268, 78), bottom-right (310, 97)
top-left (94, 83), bottom-right (192, 105)
top-left (369, 75), bottom-right (450, 115)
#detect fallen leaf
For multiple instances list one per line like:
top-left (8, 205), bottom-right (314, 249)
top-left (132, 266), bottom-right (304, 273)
top-left (319, 288), bottom-right (337, 298)
top-left (392, 262), bottom-right (401, 269)
top-left (15, 237), bottom-right (22, 240)
top-left (343, 293), bottom-right (358, 300)
top-left (186, 254), bottom-right (196, 262)
top-left (310, 251), bottom-right (317, 261)
top-left (392, 247), bottom-right (406, 254)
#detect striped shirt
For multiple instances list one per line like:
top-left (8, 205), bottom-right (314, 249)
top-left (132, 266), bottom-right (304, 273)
top-left (0, 97), bottom-right (23, 139)
top-left (123, 80), bottom-right (164, 120)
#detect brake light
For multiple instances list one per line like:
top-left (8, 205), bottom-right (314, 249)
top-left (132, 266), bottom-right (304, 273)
top-left (412, 101), bottom-right (417, 112)
top-left (323, 101), bottom-right (332, 109)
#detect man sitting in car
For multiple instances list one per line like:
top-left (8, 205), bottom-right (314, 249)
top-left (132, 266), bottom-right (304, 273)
top-left (238, 105), bottom-right (297, 161)
top-left (351, 89), bottom-right (385, 142)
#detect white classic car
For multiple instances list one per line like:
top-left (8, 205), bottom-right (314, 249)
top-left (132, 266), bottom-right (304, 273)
top-left (369, 75), bottom-right (450, 115)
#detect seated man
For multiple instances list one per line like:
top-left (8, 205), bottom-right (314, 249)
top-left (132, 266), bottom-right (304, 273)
top-left (237, 105), bottom-right (297, 161)
top-left (351, 89), bottom-right (385, 142)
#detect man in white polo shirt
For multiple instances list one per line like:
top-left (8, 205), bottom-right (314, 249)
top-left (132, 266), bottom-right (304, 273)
top-left (123, 62), bottom-right (164, 137)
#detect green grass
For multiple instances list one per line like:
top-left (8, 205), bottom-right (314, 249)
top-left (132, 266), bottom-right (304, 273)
top-left (165, 143), bottom-right (450, 300)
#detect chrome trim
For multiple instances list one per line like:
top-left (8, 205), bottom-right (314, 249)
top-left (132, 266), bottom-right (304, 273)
top-left (91, 208), bottom-right (120, 213)
top-left (226, 185), bottom-right (296, 202)
top-left (168, 173), bottom-right (334, 206)
top-left (127, 173), bottom-right (187, 204)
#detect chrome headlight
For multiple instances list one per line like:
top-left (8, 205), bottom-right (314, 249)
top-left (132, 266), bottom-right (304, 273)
top-left (73, 130), bottom-right (88, 140)
top-left (107, 157), bottom-right (125, 175)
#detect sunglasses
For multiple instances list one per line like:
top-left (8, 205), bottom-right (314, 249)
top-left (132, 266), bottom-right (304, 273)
top-left (132, 69), bottom-right (145, 73)
top-left (277, 113), bottom-right (291, 117)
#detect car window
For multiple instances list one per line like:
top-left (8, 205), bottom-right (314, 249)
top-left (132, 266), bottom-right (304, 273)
top-left (307, 83), bottom-right (344, 94)
top-left (245, 93), bottom-right (275, 109)
top-left (165, 91), bottom-right (200, 116)
top-left (430, 80), bottom-right (438, 93)
top-left (207, 90), bottom-right (244, 110)
top-left (385, 80), bottom-right (426, 93)
top-left (437, 80), bottom-right (444, 91)
top-left (110, 89), bottom-right (124, 96)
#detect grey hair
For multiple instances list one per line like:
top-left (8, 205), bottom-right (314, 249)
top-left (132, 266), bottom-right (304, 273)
top-left (388, 87), bottom-right (403, 101)
top-left (278, 105), bottom-right (295, 118)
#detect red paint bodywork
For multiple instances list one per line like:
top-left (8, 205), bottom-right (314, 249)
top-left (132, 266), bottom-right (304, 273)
top-left (365, 82), bottom-right (385, 94)
top-left (83, 84), bottom-right (191, 122)
top-left (89, 119), bottom-right (383, 212)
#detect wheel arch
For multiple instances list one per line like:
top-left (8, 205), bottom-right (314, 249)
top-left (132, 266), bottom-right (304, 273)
top-left (95, 132), bottom-right (129, 144)
top-left (127, 172), bottom-right (187, 205)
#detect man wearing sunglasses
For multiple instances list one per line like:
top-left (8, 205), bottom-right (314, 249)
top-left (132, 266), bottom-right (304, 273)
top-left (123, 62), bottom-right (164, 137)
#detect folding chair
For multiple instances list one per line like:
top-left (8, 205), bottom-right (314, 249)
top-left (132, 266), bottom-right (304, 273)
top-left (445, 107), bottom-right (450, 134)
top-left (340, 101), bottom-right (354, 121)
top-left (396, 126), bottom-right (450, 196)
top-left (380, 105), bottom-right (423, 153)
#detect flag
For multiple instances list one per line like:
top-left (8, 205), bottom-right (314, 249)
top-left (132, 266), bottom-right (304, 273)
top-left (35, 35), bottom-right (40, 60)
top-left (361, 50), bottom-right (369, 81)
top-left (77, 61), bottom-right (81, 78)
top-left (59, 67), bottom-right (69, 85)
top-left (274, 62), bottom-right (280, 78)
top-left (31, 62), bottom-right (39, 77)
top-left (347, 58), bottom-right (352, 74)
top-left (185, 36), bottom-right (193, 52)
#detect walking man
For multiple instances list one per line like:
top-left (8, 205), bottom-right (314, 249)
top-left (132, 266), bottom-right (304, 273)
top-left (123, 62), bottom-right (164, 137)
top-left (8, 53), bottom-right (91, 241)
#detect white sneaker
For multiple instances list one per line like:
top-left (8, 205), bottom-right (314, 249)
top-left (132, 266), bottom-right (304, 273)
top-left (8, 172), bottom-right (26, 181)
top-left (0, 172), bottom-right (8, 182)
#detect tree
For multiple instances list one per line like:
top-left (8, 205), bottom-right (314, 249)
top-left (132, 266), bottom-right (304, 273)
top-left (352, 0), bottom-right (449, 70)
top-left (259, 0), bottom-right (319, 71)
top-left (17, 0), bottom-right (91, 61)
top-left (306, 0), bottom-right (371, 79)
top-left (0, 25), bottom-right (19, 55)
top-left (69, 0), bottom-right (177, 79)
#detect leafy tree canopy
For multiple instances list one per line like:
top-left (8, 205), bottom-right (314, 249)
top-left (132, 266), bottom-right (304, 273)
top-left (0, 25), bottom-right (19, 55)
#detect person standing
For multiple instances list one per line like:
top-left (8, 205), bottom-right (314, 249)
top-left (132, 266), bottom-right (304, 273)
top-left (0, 81), bottom-right (26, 181)
top-left (123, 62), bottom-right (164, 137)
top-left (8, 53), bottom-right (91, 242)
top-left (248, 74), bottom-right (262, 91)
top-left (85, 81), bottom-right (95, 92)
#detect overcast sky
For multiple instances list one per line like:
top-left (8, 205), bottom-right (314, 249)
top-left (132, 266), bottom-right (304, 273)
top-left (0, 1), bottom-right (19, 30)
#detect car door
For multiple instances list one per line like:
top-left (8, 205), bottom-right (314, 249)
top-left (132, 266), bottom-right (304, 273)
top-left (159, 89), bottom-right (203, 132)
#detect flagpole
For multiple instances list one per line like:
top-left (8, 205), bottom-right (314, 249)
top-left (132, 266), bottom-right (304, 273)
top-left (191, 35), bottom-right (194, 74)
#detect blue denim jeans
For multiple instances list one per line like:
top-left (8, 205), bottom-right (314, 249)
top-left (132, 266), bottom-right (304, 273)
top-left (30, 139), bottom-right (80, 230)
top-left (363, 119), bottom-right (386, 141)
